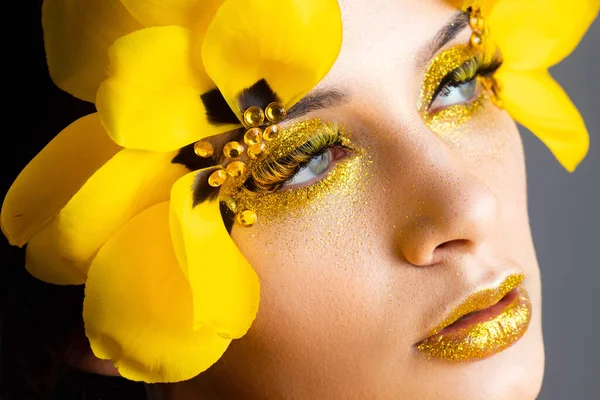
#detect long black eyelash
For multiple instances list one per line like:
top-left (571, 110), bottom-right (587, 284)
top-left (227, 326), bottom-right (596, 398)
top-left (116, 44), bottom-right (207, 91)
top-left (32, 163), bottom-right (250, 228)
top-left (244, 131), bottom-right (343, 193)
top-left (429, 51), bottom-right (503, 108)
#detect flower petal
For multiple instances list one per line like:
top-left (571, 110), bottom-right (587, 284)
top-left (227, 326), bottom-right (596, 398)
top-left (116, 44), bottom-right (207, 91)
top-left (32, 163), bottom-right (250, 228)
top-left (488, 0), bottom-right (599, 69)
top-left (1, 113), bottom-right (120, 248)
top-left (84, 201), bottom-right (231, 383)
top-left (120, 0), bottom-right (224, 30)
top-left (202, 0), bottom-right (342, 116)
top-left (497, 68), bottom-right (589, 172)
top-left (25, 149), bottom-right (188, 285)
top-left (96, 26), bottom-right (237, 152)
top-left (42, 0), bottom-right (142, 102)
top-left (170, 171), bottom-right (260, 338)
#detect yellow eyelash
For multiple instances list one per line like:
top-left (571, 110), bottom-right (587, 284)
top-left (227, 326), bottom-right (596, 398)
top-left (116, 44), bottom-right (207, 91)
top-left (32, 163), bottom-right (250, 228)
top-left (245, 122), bottom-right (341, 193)
top-left (418, 44), bottom-right (501, 113)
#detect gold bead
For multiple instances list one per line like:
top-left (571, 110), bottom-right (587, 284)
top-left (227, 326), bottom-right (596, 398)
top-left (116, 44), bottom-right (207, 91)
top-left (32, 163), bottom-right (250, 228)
top-left (265, 102), bottom-right (286, 123)
top-left (208, 169), bottom-right (227, 187)
top-left (193, 141), bottom-right (214, 158)
top-left (470, 32), bottom-right (483, 48)
top-left (243, 106), bottom-right (265, 127)
top-left (244, 127), bottom-right (262, 146)
top-left (223, 141), bottom-right (245, 158)
top-left (263, 124), bottom-right (281, 141)
top-left (247, 142), bottom-right (266, 160)
top-left (469, 15), bottom-right (484, 32)
top-left (226, 161), bottom-right (247, 178)
top-left (237, 210), bottom-right (257, 227)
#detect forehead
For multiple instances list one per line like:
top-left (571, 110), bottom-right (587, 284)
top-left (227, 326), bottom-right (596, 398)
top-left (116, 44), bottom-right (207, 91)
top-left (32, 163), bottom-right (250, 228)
top-left (317, 0), bottom-right (460, 100)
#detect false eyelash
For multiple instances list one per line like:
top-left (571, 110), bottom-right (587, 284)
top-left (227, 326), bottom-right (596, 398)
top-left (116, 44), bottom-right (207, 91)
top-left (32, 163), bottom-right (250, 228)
top-left (244, 128), bottom-right (342, 193)
top-left (429, 50), bottom-right (503, 108)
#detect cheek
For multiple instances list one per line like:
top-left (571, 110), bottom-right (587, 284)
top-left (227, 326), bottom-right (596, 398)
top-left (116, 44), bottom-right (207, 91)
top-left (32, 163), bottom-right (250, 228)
top-left (228, 154), bottom-right (403, 370)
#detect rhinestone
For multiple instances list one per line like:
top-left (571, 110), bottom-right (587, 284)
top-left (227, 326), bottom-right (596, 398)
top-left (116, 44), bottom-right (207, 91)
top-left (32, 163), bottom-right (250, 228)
top-left (237, 210), bottom-right (257, 227)
top-left (469, 15), bottom-right (484, 32)
top-left (193, 141), bottom-right (214, 158)
top-left (247, 142), bottom-right (266, 160)
top-left (226, 161), bottom-right (247, 178)
top-left (263, 124), bottom-right (281, 141)
top-left (244, 128), bottom-right (262, 146)
top-left (208, 169), bottom-right (227, 187)
top-left (265, 102), bottom-right (286, 123)
top-left (470, 32), bottom-right (483, 48)
top-left (243, 106), bottom-right (265, 127)
top-left (223, 141), bottom-right (245, 158)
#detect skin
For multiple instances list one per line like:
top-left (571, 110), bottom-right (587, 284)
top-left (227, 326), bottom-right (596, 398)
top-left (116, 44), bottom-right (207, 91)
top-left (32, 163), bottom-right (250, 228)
top-left (87, 0), bottom-right (545, 398)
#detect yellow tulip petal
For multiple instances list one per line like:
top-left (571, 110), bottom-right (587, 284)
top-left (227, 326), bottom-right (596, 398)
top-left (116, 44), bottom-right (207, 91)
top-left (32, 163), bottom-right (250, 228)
top-left (170, 171), bottom-right (260, 338)
top-left (497, 68), bottom-right (589, 172)
top-left (120, 0), bottom-right (223, 30)
top-left (202, 0), bottom-right (342, 116)
top-left (25, 149), bottom-right (188, 285)
top-left (488, 0), bottom-right (599, 69)
top-left (96, 27), bottom-right (237, 152)
top-left (1, 113), bottom-right (120, 248)
top-left (84, 202), bottom-right (231, 383)
top-left (42, 0), bottom-right (142, 102)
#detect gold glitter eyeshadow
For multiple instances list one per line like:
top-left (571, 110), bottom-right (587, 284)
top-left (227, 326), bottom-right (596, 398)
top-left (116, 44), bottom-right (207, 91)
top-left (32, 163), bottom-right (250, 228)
top-left (418, 44), bottom-right (477, 113)
top-left (221, 118), bottom-right (367, 225)
top-left (417, 44), bottom-right (500, 142)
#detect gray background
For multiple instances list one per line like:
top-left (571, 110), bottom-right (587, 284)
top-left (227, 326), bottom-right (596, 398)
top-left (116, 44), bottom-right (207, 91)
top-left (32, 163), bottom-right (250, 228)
top-left (524, 18), bottom-right (599, 400)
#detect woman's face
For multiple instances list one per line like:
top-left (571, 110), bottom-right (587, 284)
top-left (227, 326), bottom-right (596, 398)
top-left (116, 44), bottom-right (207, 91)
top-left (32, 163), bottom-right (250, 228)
top-left (178, 0), bottom-right (545, 398)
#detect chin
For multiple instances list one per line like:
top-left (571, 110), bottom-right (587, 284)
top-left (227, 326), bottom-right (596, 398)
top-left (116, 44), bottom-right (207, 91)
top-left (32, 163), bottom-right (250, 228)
top-left (474, 323), bottom-right (545, 400)
top-left (413, 321), bottom-right (545, 400)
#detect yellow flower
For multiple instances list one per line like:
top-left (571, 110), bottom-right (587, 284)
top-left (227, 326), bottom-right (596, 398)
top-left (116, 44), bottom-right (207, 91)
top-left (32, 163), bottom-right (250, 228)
top-left (465, 0), bottom-right (598, 171)
top-left (1, 0), bottom-right (342, 383)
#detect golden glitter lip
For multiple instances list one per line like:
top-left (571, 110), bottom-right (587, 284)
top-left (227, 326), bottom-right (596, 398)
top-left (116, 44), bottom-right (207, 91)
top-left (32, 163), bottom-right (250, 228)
top-left (416, 274), bottom-right (532, 362)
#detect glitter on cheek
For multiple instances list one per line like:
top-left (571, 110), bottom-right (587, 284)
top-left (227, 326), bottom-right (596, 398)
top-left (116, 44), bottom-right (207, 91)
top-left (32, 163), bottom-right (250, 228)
top-left (223, 122), bottom-right (379, 293)
top-left (422, 93), bottom-right (486, 143)
top-left (232, 154), bottom-right (369, 225)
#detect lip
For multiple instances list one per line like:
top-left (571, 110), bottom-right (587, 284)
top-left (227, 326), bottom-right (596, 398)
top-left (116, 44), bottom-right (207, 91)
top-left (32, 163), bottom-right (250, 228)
top-left (416, 274), bottom-right (532, 362)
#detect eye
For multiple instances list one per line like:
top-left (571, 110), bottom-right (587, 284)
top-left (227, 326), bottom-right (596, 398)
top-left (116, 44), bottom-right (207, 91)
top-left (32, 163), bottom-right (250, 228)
top-left (429, 77), bottom-right (480, 112)
top-left (283, 148), bottom-right (333, 188)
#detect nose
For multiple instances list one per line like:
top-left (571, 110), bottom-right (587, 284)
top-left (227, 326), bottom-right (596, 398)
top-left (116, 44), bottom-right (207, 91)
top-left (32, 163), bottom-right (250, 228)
top-left (397, 168), bottom-right (500, 267)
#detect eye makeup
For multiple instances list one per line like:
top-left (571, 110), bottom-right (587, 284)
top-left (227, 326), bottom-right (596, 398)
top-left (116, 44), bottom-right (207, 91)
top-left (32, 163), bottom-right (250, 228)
top-left (244, 122), bottom-right (346, 193)
top-left (221, 118), bottom-right (369, 225)
top-left (418, 44), bottom-right (503, 138)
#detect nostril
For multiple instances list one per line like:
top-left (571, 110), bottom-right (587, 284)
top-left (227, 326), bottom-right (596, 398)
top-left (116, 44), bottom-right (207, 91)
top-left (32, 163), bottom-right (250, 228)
top-left (435, 239), bottom-right (471, 251)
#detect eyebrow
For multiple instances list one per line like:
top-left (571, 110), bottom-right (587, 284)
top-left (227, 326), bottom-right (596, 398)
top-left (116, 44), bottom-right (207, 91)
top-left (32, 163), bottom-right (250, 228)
top-left (286, 88), bottom-right (348, 120)
top-left (285, 11), bottom-right (469, 120)
top-left (416, 11), bottom-right (470, 68)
